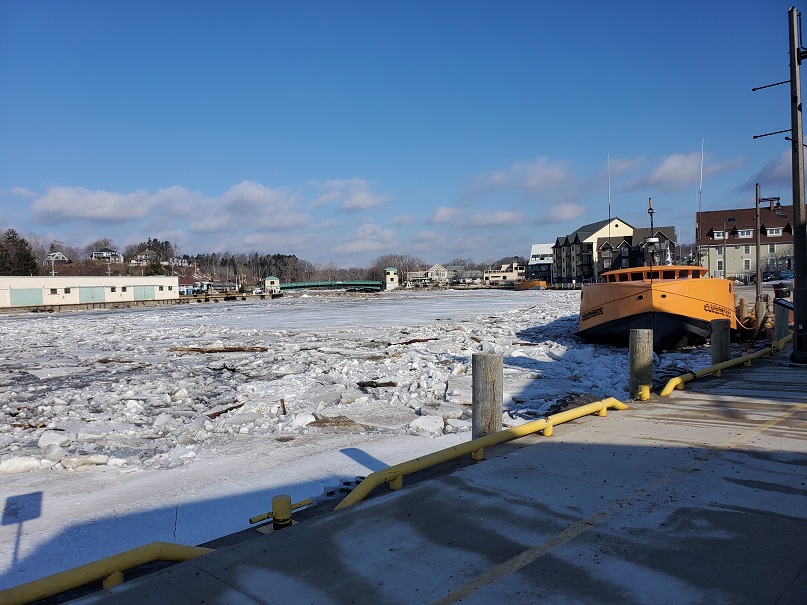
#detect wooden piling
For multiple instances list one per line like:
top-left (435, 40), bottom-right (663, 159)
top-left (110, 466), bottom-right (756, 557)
top-left (711, 319), bottom-right (731, 365)
top-left (628, 329), bottom-right (653, 400)
top-left (472, 353), bottom-right (503, 439)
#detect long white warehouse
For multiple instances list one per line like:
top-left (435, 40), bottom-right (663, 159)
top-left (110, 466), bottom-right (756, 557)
top-left (0, 276), bottom-right (180, 310)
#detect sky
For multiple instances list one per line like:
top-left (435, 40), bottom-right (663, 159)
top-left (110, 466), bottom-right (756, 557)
top-left (0, 1), bottom-right (803, 268)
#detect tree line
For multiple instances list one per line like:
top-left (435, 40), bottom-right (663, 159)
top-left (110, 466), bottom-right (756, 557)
top-left (1, 228), bottom-right (525, 283)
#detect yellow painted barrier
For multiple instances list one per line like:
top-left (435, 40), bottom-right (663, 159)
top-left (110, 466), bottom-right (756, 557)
top-left (659, 341), bottom-right (792, 397)
top-left (249, 497), bottom-right (313, 525)
top-left (335, 397), bottom-right (628, 511)
top-left (0, 542), bottom-right (214, 605)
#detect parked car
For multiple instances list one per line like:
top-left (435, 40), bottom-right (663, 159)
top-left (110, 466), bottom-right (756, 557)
top-left (776, 270), bottom-right (794, 281)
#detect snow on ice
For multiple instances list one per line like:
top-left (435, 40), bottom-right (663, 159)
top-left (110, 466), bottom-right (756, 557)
top-left (0, 289), bottom-right (715, 589)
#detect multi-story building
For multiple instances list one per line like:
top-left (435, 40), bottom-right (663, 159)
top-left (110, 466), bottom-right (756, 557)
top-left (596, 226), bottom-right (677, 274)
top-left (552, 218), bottom-right (634, 284)
top-left (483, 262), bottom-right (525, 286)
top-left (526, 243), bottom-right (554, 283)
top-left (696, 202), bottom-right (794, 280)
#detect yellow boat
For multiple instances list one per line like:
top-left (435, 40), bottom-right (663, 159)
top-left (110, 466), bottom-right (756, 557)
top-left (514, 279), bottom-right (547, 291)
top-left (577, 265), bottom-right (736, 350)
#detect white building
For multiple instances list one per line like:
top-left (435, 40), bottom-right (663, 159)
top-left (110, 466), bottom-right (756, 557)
top-left (384, 267), bottom-right (399, 290)
top-left (483, 263), bottom-right (525, 286)
top-left (0, 276), bottom-right (179, 310)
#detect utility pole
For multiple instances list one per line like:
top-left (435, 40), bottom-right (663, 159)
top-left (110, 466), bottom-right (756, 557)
top-left (788, 7), bottom-right (807, 363)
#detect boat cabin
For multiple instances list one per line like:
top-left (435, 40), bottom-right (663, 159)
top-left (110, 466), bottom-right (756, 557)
top-left (601, 266), bottom-right (708, 283)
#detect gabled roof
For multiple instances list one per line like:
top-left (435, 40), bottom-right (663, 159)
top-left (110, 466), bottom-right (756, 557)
top-left (557, 217), bottom-right (633, 245)
top-left (633, 226), bottom-right (677, 243)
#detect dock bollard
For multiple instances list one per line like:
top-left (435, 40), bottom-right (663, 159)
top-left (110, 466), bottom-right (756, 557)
top-left (711, 319), bottom-right (731, 366)
top-left (272, 494), bottom-right (293, 530)
top-left (628, 329), bottom-right (653, 400)
top-left (472, 352), bottom-right (503, 441)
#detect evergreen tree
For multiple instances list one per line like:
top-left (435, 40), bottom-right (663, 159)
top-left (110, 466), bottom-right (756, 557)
top-left (1, 229), bottom-right (39, 275)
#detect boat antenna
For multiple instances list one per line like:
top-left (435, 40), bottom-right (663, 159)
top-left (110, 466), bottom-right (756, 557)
top-left (608, 154), bottom-right (611, 268)
top-left (698, 138), bottom-right (704, 267)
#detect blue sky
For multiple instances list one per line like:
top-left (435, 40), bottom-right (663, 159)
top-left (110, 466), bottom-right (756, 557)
top-left (0, 1), bottom-right (802, 267)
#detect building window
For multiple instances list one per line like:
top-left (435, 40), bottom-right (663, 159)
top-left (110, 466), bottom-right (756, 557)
top-left (716, 246), bottom-right (723, 256)
top-left (767, 227), bottom-right (782, 236)
top-left (168, 286), bottom-right (173, 291)
top-left (727, 217), bottom-right (736, 222)
top-left (743, 245), bottom-right (750, 254)
top-left (122, 287), bottom-right (127, 292)
top-left (717, 260), bottom-right (724, 271)
top-left (50, 288), bottom-right (58, 295)
top-left (744, 259), bottom-right (751, 270)
top-left (111, 286), bottom-right (116, 292)
top-left (769, 243), bottom-right (776, 253)
top-left (64, 288), bottom-right (71, 294)
top-left (713, 230), bottom-right (725, 239)
top-left (738, 229), bottom-right (752, 238)
top-left (159, 286), bottom-right (164, 291)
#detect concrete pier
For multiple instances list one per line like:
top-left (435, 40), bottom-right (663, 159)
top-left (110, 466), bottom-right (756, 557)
top-left (60, 351), bottom-right (807, 605)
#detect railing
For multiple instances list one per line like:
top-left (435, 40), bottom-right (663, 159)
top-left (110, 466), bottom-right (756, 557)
top-left (335, 397), bottom-right (629, 510)
top-left (659, 333), bottom-right (793, 396)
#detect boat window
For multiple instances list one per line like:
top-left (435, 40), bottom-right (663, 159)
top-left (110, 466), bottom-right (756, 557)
top-left (678, 270), bottom-right (690, 278)
top-left (648, 271), bottom-right (660, 279)
top-left (607, 274), bottom-right (616, 282)
top-left (692, 271), bottom-right (701, 279)
top-left (631, 272), bottom-right (644, 281)
top-left (618, 273), bottom-right (628, 282)
top-left (662, 270), bottom-right (675, 279)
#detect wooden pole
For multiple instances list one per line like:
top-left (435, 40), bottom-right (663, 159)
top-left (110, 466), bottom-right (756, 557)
top-left (711, 319), bottom-right (731, 365)
top-left (739, 297), bottom-right (747, 323)
top-left (472, 353), bottom-right (503, 438)
top-left (629, 329), bottom-right (653, 400)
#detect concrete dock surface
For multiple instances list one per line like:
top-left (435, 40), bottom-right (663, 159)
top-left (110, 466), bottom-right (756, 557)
top-left (71, 351), bottom-right (807, 605)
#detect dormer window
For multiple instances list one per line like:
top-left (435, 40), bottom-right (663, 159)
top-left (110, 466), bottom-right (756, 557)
top-left (713, 230), bottom-right (725, 239)
top-left (767, 227), bottom-right (782, 236)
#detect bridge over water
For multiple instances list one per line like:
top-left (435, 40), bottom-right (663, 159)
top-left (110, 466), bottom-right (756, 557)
top-left (279, 280), bottom-right (383, 292)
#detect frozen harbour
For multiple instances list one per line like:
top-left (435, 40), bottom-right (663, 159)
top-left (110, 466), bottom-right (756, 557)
top-left (0, 289), bottom-right (716, 591)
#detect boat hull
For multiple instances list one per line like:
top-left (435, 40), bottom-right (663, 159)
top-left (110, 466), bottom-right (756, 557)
top-left (577, 267), bottom-right (736, 350)
top-left (514, 279), bottom-right (547, 291)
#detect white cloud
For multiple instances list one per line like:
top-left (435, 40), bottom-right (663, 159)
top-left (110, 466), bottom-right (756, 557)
top-left (333, 223), bottom-right (396, 255)
top-left (11, 186), bottom-right (37, 198)
top-left (471, 157), bottom-right (573, 195)
top-left (429, 206), bottom-right (460, 224)
top-left (467, 210), bottom-right (524, 226)
top-left (536, 203), bottom-right (586, 224)
top-left (189, 181), bottom-right (310, 233)
top-left (310, 178), bottom-right (389, 211)
top-left (34, 187), bottom-right (155, 223)
top-left (389, 214), bottom-right (415, 226)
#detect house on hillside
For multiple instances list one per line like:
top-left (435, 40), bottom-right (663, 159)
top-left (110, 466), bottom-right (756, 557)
top-left (45, 252), bottom-right (70, 265)
top-left (129, 250), bottom-right (157, 266)
top-left (91, 248), bottom-right (124, 263)
top-left (697, 202), bottom-right (794, 280)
